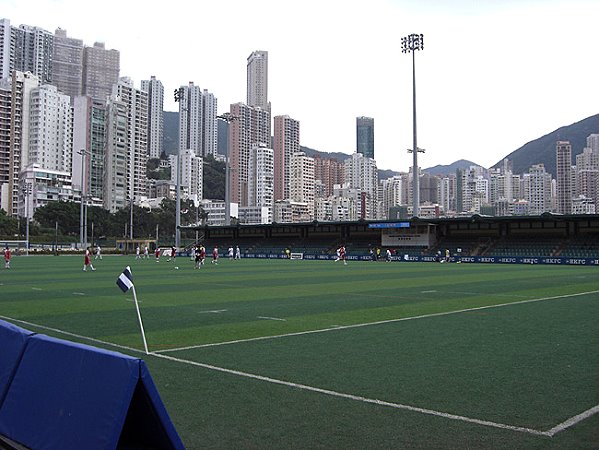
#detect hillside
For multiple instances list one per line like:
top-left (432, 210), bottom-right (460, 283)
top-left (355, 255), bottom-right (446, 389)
top-left (492, 114), bottom-right (599, 175)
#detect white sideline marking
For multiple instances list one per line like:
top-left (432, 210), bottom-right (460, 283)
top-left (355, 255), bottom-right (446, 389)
top-left (72, 292), bottom-right (85, 296)
top-left (0, 314), bottom-right (597, 438)
top-left (257, 316), bottom-right (286, 321)
top-left (421, 290), bottom-right (437, 293)
top-left (545, 404), bottom-right (599, 437)
top-left (155, 352), bottom-right (549, 437)
top-left (198, 309), bottom-right (227, 314)
top-left (32, 287), bottom-right (43, 291)
top-left (157, 289), bottom-right (599, 354)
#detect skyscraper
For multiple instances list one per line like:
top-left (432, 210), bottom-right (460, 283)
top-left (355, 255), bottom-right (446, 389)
top-left (229, 102), bottom-right (271, 207)
top-left (248, 143), bottom-right (274, 222)
top-left (14, 24), bottom-right (53, 84)
top-left (141, 76), bottom-right (164, 159)
top-left (177, 82), bottom-right (217, 157)
top-left (273, 115), bottom-right (300, 201)
top-left (356, 116), bottom-right (374, 159)
top-left (247, 50), bottom-right (269, 111)
top-left (556, 140), bottom-right (572, 214)
top-left (103, 78), bottom-right (147, 212)
top-left (82, 42), bottom-right (119, 103)
top-left (52, 28), bottom-right (83, 101)
top-left (0, 19), bottom-right (13, 80)
top-left (28, 84), bottom-right (72, 172)
top-left (289, 151), bottom-right (315, 221)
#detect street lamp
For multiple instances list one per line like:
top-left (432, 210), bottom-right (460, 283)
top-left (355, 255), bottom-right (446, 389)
top-left (77, 149), bottom-right (90, 248)
top-left (402, 33), bottom-right (424, 217)
top-left (217, 112), bottom-right (240, 226)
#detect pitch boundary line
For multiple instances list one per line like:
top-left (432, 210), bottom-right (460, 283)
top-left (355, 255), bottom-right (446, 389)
top-left (0, 314), bottom-right (596, 438)
top-left (156, 289), bottom-right (599, 353)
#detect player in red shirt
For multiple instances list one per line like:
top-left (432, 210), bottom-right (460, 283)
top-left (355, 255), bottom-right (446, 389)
top-left (339, 246), bottom-right (347, 266)
top-left (200, 245), bottom-right (206, 266)
top-left (211, 246), bottom-right (219, 265)
top-left (4, 246), bottom-right (11, 269)
top-left (155, 247), bottom-right (161, 262)
top-left (83, 247), bottom-right (96, 271)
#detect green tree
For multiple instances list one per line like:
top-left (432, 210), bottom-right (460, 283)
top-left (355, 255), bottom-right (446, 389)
top-left (0, 209), bottom-right (18, 237)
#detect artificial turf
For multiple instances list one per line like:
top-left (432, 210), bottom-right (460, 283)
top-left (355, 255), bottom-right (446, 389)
top-left (1, 255), bottom-right (598, 449)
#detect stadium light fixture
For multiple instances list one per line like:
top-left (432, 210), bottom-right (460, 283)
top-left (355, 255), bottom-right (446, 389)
top-left (402, 33), bottom-right (424, 217)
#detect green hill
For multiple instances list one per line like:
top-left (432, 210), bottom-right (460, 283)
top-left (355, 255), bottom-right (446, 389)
top-left (492, 114), bottom-right (599, 176)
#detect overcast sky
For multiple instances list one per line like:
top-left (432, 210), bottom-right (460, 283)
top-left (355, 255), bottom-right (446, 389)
top-left (4, 0), bottom-right (599, 171)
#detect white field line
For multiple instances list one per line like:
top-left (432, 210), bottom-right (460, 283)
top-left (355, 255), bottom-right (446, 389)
top-left (0, 314), bottom-right (596, 438)
top-left (156, 289), bottom-right (599, 354)
top-left (545, 404), bottom-right (599, 437)
top-left (198, 309), bottom-right (227, 314)
top-left (257, 316), bottom-right (286, 321)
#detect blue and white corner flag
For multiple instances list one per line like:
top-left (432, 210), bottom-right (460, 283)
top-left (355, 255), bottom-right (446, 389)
top-left (117, 266), bottom-right (134, 293)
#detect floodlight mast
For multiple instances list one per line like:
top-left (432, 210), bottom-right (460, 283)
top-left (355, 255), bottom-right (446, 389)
top-left (216, 113), bottom-right (240, 226)
top-left (402, 33), bottom-right (424, 217)
top-left (173, 87), bottom-right (185, 248)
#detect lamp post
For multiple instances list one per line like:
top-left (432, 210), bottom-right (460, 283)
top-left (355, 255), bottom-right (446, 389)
top-left (174, 87), bottom-right (185, 248)
top-left (402, 33), bottom-right (424, 217)
top-left (22, 182), bottom-right (32, 256)
top-left (216, 113), bottom-right (240, 226)
top-left (77, 149), bottom-right (90, 248)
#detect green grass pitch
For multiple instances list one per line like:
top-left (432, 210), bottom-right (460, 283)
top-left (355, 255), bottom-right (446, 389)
top-left (1, 255), bottom-right (598, 449)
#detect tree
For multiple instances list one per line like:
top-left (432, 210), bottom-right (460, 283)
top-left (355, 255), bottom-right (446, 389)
top-left (0, 209), bottom-right (18, 237)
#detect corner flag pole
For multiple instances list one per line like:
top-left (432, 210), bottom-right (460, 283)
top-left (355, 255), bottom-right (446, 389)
top-left (131, 285), bottom-right (149, 354)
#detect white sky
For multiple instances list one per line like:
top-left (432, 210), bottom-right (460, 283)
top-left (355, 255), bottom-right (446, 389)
top-left (3, 0), bottom-right (599, 171)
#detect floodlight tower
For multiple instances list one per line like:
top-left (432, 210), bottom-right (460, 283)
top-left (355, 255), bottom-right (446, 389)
top-left (402, 33), bottom-right (424, 217)
top-left (173, 87), bottom-right (185, 248)
top-left (217, 113), bottom-right (240, 226)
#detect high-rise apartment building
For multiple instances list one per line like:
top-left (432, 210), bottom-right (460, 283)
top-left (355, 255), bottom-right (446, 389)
top-left (575, 137), bottom-right (599, 207)
top-left (141, 76), bottom-right (164, 159)
top-left (313, 155), bottom-right (344, 198)
top-left (344, 152), bottom-right (378, 219)
top-left (247, 50), bottom-right (269, 111)
top-left (103, 97), bottom-right (128, 212)
top-left (524, 164), bottom-right (552, 215)
top-left (52, 28), bottom-right (83, 101)
top-left (14, 24), bottom-right (53, 84)
top-left (82, 42), bottom-right (119, 103)
top-left (556, 140), bottom-right (572, 214)
top-left (177, 82), bottom-right (217, 157)
top-left (0, 82), bottom-right (12, 212)
top-left (103, 78), bottom-right (147, 211)
top-left (0, 19), bottom-right (13, 80)
top-left (248, 143), bottom-right (274, 222)
top-left (356, 116), bottom-right (374, 159)
top-left (4, 71), bottom-right (40, 215)
top-left (170, 149), bottom-right (203, 204)
top-left (228, 102), bottom-right (271, 207)
top-left (73, 95), bottom-right (107, 201)
top-left (273, 115), bottom-right (300, 201)
top-left (289, 151), bottom-right (315, 221)
top-left (28, 84), bottom-right (72, 172)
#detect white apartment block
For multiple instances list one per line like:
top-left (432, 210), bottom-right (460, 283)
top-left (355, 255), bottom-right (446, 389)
top-left (103, 98), bottom-right (128, 212)
top-left (248, 143), bottom-right (274, 222)
top-left (112, 78), bottom-right (148, 202)
top-left (343, 152), bottom-right (378, 219)
top-left (169, 149), bottom-right (203, 205)
top-left (177, 82), bottom-right (217, 157)
top-left (18, 164), bottom-right (73, 218)
top-left (14, 24), bottom-right (53, 84)
top-left (28, 84), bottom-right (73, 173)
top-left (290, 152), bottom-right (315, 221)
top-left (141, 76), bottom-right (164, 159)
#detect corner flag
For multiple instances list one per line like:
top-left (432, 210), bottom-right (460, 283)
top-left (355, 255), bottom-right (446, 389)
top-left (115, 266), bottom-right (149, 354)
top-left (116, 266), bottom-right (134, 293)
